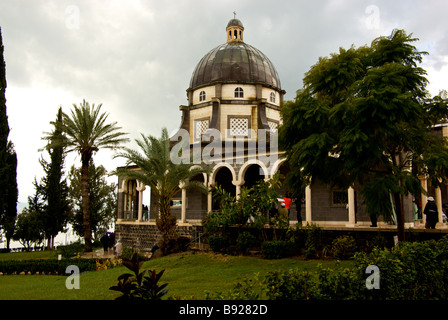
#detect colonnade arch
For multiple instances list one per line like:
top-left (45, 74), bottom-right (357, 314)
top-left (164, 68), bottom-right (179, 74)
top-left (119, 178), bottom-right (147, 222)
top-left (116, 157), bottom-right (377, 226)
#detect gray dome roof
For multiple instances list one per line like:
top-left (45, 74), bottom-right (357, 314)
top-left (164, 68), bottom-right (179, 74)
top-left (227, 18), bottom-right (244, 29)
top-left (189, 42), bottom-right (282, 91)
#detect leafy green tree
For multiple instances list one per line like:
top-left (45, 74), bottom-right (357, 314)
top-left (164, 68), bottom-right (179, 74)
top-left (43, 100), bottom-right (129, 252)
top-left (13, 184), bottom-right (46, 251)
top-left (68, 160), bottom-right (117, 240)
top-left (114, 128), bottom-right (210, 254)
top-left (0, 27), bottom-right (18, 250)
top-left (279, 29), bottom-right (448, 241)
top-left (13, 204), bottom-right (45, 252)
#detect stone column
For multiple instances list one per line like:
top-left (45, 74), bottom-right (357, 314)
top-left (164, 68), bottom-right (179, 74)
top-left (233, 180), bottom-right (243, 200)
top-left (420, 176), bottom-right (428, 226)
top-left (181, 187), bottom-right (187, 223)
top-left (136, 184), bottom-right (146, 222)
top-left (435, 185), bottom-right (443, 227)
top-left (305, 185), bottom-right (312, 224)
top-left (117, 182), bottom-right (125, 221)
top-left (207, 184), bottom-right (213, 213)
top-left (347, 187), bottom-right (356, 227)
top-left (126, 191), bottom-right (132, 220)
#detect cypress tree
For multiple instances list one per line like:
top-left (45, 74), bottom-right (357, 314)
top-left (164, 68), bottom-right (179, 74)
top-left (39, 107), bottom-right (71, 249)
top-left (0, 28), bottom-right (8, 148)
top-left (0, 27), bottom-right (18, 249)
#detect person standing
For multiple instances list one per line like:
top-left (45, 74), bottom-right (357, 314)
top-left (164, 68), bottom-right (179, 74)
top-left (293, 194), bottom-right (302, 223)
top-left (100, 234), bottom-right (109, 253)
top-left (424, 196), bottom-right (439, 229)
top-left (416, 199), bottom-right (422, 220)
top-left (283, 193), bottom-right (292, 219)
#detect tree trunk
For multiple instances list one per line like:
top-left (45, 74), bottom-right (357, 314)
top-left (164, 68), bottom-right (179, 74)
top-left (156, 194), bottom-right (178, 254)
top-left (393, 192), bottom-right (406, 242)
top-left (81, 156), bottom-right (92, 252)
top-left (392, 153), bottom-right (406, 242)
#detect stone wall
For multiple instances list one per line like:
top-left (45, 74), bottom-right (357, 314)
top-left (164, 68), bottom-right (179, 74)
top-left (115, 223), bottom-right (198, 252)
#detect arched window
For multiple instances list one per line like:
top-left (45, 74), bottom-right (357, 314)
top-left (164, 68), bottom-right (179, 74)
top-left (199, 91), bottom-right (206, 102)
top-left (270, 92), bottom-right (276, 103)
top-left (234, 87), bottom-right (244, 98)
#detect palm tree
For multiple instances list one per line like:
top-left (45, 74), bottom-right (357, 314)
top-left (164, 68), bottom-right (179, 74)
top-left (44, 100), bottom-right (129, 252)
top-left (114, 127), bottom-right (210, 254)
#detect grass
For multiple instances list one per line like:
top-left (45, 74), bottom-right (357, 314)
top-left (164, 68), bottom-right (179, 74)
top-left (0, 251), bottom-right (353, 300)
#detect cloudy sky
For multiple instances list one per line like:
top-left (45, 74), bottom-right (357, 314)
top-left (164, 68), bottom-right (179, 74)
top-left (0, 0), bottom-right (447, 205)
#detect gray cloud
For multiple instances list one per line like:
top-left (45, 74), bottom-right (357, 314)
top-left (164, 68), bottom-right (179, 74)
top-left (0, 0), bottom-right (447, 202)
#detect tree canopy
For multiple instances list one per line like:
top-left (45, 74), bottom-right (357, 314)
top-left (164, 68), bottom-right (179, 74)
top-left (279, 29), bottom-right (448, 241)
top-left (43, 100), bottom-right (129, 252)
top-left (68, 160), bottom-right (117, 240)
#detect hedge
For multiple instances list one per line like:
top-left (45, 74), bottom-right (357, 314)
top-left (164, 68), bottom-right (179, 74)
top-left (0, 259), bottom-right (102, 275)
top-left (210, 235), bottom-right (448, 300)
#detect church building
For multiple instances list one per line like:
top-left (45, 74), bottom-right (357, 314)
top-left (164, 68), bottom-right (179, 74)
top-left (115, 18), bottom-right (444, 251)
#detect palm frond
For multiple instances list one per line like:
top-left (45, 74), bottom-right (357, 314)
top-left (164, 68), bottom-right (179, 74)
top-left (43, 99), bottom-right (129, 158)
top-left (114, 127), bottom-right (211, 200)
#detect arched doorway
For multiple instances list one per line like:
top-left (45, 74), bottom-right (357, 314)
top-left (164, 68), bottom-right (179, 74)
top-left (212, 166), bottom-right (236, 210)
top-left (274, 161), bottom-right (303, 222)
top-left (123, 179), bottom-right (138, 220)
top-left (243, 164), bottom-right (265, 189)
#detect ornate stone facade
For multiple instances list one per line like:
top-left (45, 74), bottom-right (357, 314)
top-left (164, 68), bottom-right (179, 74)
top-left (115, 18), bottom-right (433, 252)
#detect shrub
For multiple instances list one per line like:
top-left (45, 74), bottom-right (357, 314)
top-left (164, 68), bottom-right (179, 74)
top-left (205, 277), bottom-right (263, 300)
top-left (121, 246), bottom-right (147, 261)
top-left (263, 269), bottom-right (317, 300)
top-left (262, 240), bottom-right (292, 259)
top-left (208, 236), bottom-right (230, 253)
top-left (331, 235), bottom-right (357, 260)
top-left (57, 242), bottom-right (84, 258)
top-left (316, 263), bottom-right (363, 299)
top-left (110, 253), bottom-right (168, 300)
top-left (353, 237), bottom-right (448, 300)
top-left (236, 231), bottom-right (257, 254)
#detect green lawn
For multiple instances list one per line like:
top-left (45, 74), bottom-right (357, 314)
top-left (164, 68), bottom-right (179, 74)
top-left (0, 252), bottom-right (352, 300)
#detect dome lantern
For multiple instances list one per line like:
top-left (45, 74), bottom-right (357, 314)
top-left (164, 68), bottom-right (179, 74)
top-left (226, 17), bottom-right (244, 43)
